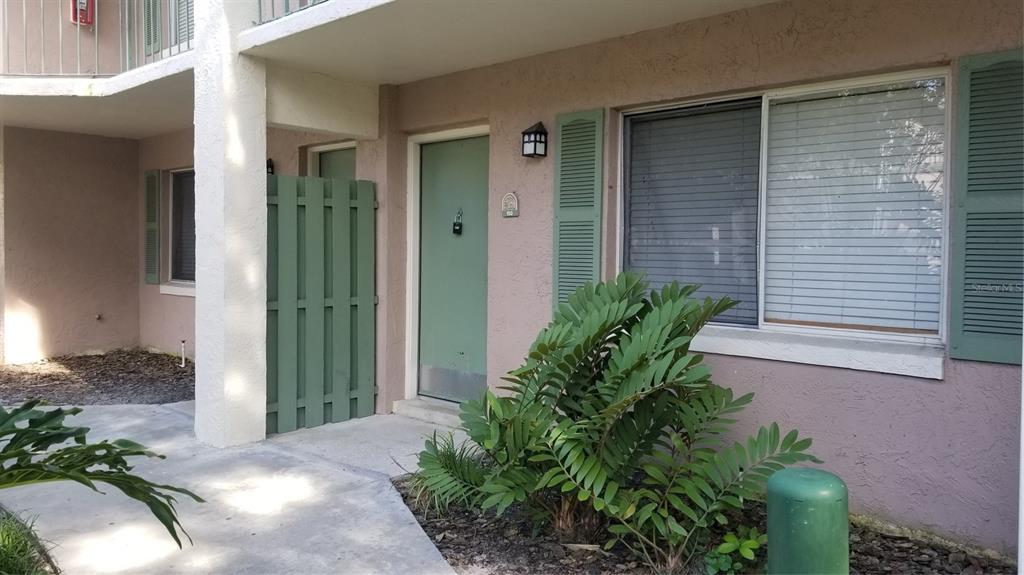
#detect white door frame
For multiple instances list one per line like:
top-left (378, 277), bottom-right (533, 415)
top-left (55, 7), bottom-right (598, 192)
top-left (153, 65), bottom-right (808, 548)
top-left (404, 125), bottom-right (490, 400)
top-left (307, 141), bottom-right (357, 177)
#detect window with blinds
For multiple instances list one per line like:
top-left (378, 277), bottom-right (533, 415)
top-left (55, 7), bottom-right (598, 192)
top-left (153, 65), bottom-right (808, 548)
top-left (764, 80), bottom-right (946, 333)
top-left (625, 100), bottom-right (762, 325)
top-left (171, 171), bottom-right (196, 283)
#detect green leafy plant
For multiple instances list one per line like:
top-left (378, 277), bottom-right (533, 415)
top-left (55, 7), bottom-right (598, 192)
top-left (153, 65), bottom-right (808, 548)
top-left (0, 401), bottom-right (203, 547)
top-left (0, 511), bottom-right (54, 575)
top-left (704, 526), bottom-right (767, 574)
top-left (413, 273), bottom-right (819, 572)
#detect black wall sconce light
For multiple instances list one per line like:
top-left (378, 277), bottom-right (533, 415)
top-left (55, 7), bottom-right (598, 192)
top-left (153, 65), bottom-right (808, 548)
top-left (521, 122), bottom-right (548, 158)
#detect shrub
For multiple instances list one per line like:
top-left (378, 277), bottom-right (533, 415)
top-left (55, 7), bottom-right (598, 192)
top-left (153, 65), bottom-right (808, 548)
top-left (0, 401), bottom-right (203, 548)
top-left (414, 273), bottom-right (819, 573)
top-left (703, 526), bottom-right (767, 574)
top-left (0, 511), bottom-right (53, 575)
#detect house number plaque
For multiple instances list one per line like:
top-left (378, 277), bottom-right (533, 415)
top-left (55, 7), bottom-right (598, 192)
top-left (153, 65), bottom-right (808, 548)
top-left (501, 192), bottom-right (519, 218)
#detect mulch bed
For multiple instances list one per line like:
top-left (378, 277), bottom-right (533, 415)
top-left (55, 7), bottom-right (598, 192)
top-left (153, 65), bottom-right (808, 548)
top-left (394, 477), bottom-right (1016, 575)
top-left (0, 349), bottom-right (194, 406)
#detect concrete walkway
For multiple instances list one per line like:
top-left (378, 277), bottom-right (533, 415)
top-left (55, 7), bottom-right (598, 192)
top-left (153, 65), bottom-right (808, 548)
top-left (0, 402), bottom-right (457, 575)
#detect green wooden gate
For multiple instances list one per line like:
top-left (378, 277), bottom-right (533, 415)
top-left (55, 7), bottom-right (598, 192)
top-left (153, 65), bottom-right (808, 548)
top-left (267, 176), bottom-right (376, 434)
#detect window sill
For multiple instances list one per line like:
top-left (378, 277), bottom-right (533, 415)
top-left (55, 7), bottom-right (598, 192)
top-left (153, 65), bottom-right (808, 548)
top-left (690, 325), bottom-right (944, 380)
top-left (159, 282), bottom-right (195, 298)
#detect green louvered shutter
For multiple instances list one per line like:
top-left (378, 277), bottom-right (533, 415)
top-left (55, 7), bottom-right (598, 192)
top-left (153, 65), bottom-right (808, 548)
top-left (144, 170), bottom-right (161, 285)
top-left (950, 49), bottom-right (1024, 364)
top-left (144, 0), bottom-right (161, 56)
top-left (175, 0), bottom-right (193, 46)
top-left (553, 109), bottom-right (604, 307)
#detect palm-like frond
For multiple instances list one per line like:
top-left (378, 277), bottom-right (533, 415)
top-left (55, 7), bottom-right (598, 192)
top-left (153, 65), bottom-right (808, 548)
top-left (413, 432), bottom-right (488, 511)
top-left (0, 401), bottom-right (203, 547)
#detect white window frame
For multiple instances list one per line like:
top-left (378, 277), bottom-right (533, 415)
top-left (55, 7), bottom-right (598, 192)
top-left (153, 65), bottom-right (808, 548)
top-left (306, 141), bottom-right (357, 177)
top-left (162, 167), bottom-right (196, 297)
top-left (618, 67), bottom-right (951, 379)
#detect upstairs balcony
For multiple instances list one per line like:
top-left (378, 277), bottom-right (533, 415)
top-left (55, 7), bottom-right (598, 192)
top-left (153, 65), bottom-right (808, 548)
top-left (257, 0), bottom-right (332, 25)
top-left (0, 0), bottom-right (193, 77)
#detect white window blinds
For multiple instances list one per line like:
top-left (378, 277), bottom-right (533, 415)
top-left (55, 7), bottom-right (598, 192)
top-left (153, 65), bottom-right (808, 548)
top-left (764, 80), bottom-right (946, 333)
top-left (626, 100), bottom-right (761, 324)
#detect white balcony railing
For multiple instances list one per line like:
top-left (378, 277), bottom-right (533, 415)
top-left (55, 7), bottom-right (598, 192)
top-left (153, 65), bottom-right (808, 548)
top-left (1, 0), bottom-right (194, 77)
top-left (256, 0), bottom-right (330, 25)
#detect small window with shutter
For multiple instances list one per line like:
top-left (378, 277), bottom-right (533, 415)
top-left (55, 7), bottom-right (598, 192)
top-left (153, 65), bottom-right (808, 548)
top-left (174, 0), bottom-right (194, 49)
top-left (170, 171), bottom-right (196, 283)
top-left (143, 0), bottom-right (161, 57)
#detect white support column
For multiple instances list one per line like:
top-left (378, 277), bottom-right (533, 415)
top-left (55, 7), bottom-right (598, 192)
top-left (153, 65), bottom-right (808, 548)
top-left (193, 0), bottom-right (268, 446)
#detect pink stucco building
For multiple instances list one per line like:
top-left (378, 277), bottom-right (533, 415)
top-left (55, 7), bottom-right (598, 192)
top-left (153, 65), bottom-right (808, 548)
top-left (0, 0), bottom-right (1021, 556)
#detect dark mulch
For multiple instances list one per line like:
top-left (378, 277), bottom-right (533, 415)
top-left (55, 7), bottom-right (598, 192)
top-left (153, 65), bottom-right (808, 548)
top-left (396, 477), bottom-right (649, 575)
top-left (395, 478), bottom-right (1016, 575)
top-left (0, 349), bottom-right (194, 405)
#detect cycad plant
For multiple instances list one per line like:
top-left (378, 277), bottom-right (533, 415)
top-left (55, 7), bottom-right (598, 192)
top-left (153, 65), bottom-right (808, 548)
top-left (414, 273), bottom-right (819, 573)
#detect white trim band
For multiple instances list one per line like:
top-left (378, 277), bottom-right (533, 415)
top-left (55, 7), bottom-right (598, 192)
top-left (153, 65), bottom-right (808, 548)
top-left (692, 324), bottom-right (945, 380)
top-left (159, 282), bottom-right (196, 297)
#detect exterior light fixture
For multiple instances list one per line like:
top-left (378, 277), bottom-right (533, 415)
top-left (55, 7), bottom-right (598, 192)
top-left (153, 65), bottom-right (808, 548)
top-left (521, 122), bottom-right (548, 158)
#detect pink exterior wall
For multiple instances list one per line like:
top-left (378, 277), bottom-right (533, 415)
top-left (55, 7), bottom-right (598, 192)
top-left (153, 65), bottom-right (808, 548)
top-left (2, 127), bottom-right (139, 362)
top-left (359, 0), bottom-right (1023, 552)
top-left (138, 126), bottom-right (339, 358)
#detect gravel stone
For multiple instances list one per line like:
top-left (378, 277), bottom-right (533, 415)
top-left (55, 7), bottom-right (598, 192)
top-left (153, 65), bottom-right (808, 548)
top-left (0, 349), bottom-right (194, 405)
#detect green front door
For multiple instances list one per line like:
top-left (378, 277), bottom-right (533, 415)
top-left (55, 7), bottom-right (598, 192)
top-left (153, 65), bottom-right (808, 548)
top-left (419, 136), bottom-right (489, 402)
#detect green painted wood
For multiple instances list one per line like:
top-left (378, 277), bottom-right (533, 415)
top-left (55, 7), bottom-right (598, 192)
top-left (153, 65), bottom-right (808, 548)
top-left (267, 177), bottom-right (280, 434)
top-left (144, 170), bottom-right (161, 285)
top-left (354, 181), bottom-right (376, 416)
top-left (553, 109), bottom-right (604, 307)
top-left (331, 179), bottom-right (353, 423)
top-left (950, 49), bottom-right (1024, 365)
top-left (304, 178), bottom-right (326, 427)
top-left (266, 174), bottom-right (375, 432)
top-left (418, 137), bottom-right (489, 403)
top-left (276, 176), bottom-right (300, 433)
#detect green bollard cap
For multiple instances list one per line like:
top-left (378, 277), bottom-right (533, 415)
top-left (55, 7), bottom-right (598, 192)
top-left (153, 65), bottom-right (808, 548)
top-left (767, 468), bottom-right (849, 575)
top-left (768, 467), bottom-right (848, 502)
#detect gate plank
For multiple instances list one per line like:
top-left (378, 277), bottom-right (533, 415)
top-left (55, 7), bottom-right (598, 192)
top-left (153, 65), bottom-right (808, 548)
top-left (354, 181), bottom-right (376, 417)
top-left (276, 176), bottom-right (300, 433)
top-left (331, 179), bottom-right (353, 422)
top-left (266, 176), bottom-right (280, 434)
top-left (304, 178), bottom-right (326, 427)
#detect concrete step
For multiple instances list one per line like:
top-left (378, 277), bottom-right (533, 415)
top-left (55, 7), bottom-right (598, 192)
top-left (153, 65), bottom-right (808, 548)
top-left (392, 397), bottom-right (461, 429)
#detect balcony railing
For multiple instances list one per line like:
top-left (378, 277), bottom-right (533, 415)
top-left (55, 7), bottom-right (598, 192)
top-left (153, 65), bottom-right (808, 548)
top-left (257, 0), bottom-right (331, 25)
top-left (1, 0), bottom-right (194, 77)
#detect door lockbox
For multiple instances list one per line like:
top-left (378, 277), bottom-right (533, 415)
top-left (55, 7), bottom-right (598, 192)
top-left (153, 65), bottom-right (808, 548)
top-left (453, 209), bottom-right (464, 236)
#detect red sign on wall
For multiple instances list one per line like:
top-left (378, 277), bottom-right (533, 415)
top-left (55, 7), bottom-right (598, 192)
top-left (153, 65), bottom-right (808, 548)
top-left (70, 0), bottom-right (95, 26)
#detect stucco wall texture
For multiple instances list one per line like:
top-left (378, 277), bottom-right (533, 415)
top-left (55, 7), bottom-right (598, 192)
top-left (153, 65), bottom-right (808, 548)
top-left (137, 126), bottom-right (335, 358)
top-left (359, 0), bottom-right (1023, 553)
top-left (2, 127), bottom-right (140, 363)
